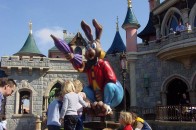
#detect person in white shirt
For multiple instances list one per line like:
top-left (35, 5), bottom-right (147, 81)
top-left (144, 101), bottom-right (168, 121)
top-left (73, 80), bottom-right (90, 130)
top-left (185, 22), bottom-right (192, 32)
top-left (60, 80), bottom-right (90, 130)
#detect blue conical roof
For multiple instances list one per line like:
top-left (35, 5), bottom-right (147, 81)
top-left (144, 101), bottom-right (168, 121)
top-left (107, 31), bottom-right (126, 54)
top-left (122, 3), bottom-right (140, 29)
top-left (138, 12), bottom-right (156, 40)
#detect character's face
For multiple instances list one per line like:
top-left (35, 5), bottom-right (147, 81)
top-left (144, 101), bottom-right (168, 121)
top-left (81, 19), bottom-right (104, 61)
top-left (85, 40), bottom-right (102, 60)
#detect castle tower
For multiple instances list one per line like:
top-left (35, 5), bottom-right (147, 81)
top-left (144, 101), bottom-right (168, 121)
top-left (122, 0), bottom-right (140, 52)
top-left (107, 16), bottom-right (126, 54)
top-left (14, 21), bottom-right (45, 57)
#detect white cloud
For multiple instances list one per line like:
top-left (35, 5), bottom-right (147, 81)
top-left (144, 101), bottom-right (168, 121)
top-left (35, 26), bottom-right (64, 46)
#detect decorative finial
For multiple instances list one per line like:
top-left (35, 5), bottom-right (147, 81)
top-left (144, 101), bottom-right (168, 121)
top-left (116, 16), bottom-right (119, 31)
top-left (29, 20), bottom-right (32, 34)
top-left (128, 0), bottom-right (132, 7)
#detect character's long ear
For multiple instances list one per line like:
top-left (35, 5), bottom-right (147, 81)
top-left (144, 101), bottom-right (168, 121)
top-left (92, 19), bottom-right (102, 41)
top-left (81, 20), bottom-right (93, 41)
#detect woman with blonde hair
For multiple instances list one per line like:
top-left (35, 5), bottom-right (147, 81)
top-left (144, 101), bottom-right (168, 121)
top-left (119, 111), bottom-right (133, 130)
top-left (73, 79), bottom-right (90, 130)
top-left (60, 80), bottom-right (90, 130)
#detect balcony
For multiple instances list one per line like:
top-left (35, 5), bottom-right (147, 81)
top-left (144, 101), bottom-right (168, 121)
top-left (156, 28), bottom-right (196, 69)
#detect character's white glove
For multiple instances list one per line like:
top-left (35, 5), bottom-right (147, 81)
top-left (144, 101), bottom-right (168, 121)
top-left (106, 105), bottom-right (112, 114)
top-left (135, 128), bottom-right (141, 130)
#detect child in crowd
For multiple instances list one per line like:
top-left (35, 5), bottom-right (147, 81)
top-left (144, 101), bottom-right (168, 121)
top-left (47, 88), bottom-right (63, 130)
top-left (119, 111), bottom-right (133, 130)
top-left (60, 80), bottom-right (90, 130)
top-left (131, 112), bottom-right (152, 130)
top-left (73, 79), bottom-right (90, 130)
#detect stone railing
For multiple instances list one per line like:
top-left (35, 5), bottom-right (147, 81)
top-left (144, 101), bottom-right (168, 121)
top-left (157, 28), bottom-right (196, 48)
top-left (138, 27), bottom-right (196, 52)
top-left (156, 105), bottom-right (196, 121)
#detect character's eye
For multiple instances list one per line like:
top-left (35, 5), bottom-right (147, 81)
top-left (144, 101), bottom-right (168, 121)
top-left (91, 42), bottom-right (96, 49)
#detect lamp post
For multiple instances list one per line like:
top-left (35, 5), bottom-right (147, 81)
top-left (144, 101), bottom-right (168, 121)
top-left (120, 52), bottom-right (127, 111)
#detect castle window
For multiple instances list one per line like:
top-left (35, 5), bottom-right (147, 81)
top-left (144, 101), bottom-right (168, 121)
top-left (19, 91), bottom-right (30, 114)
top-left (48, 82), bottom-right (62, 104)
top-left (14, 89), bottom-right (32, 115)
top-left (74, 46), bottom-right (82, 55)
top-left (169, 16), bottom-right (178, 32)
top-left (194, 16), bottom-right (196, 27)
top-left (163, 12), bottom-right (181, 36)
top-left (162, 10), bottom-right (183, 36)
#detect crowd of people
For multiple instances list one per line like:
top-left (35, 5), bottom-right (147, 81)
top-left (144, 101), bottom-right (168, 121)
top-left (45, 78), bottom-right (152, 130)
top-left (156, 20), bottom-right (192, 43)
top-left (174, 20), bottom-right (192, 35)
top-left (0, 77), bottom-right (152, 130)
top-left (46, 80), bottom-right (90, 130)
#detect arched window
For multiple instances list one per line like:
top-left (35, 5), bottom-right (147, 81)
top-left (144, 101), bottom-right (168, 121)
top-left (164, 13), bottom-right (180, 35)
top-left (15, 89), bottom-right (32, 114)
top-left (161, 7), bottom-right (183, 36)
top-left (74, 47), bottom-right (82, 55)
top-left (19, 91), bottom-right (30, 114)
top-left (169, 16), bottom-right (178, 31)
top-left (167, 79), bottom-right (189, 105)
top-left (48, 82), bottom-right (62, 104)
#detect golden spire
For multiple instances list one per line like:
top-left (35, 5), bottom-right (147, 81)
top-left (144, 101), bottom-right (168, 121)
top-left (29, 20), bottom-right (32, 34)
top-left (116, 16), bottom-right (119, 32)
top-left (128, 0), bottom-right (132, 7)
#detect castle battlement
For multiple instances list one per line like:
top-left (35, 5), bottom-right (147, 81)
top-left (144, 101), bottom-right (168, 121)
top-left (1, 56), bottom-right (50, 68)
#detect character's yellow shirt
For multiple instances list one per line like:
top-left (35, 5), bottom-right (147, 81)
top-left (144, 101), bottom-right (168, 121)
top-left (91, 66), bottom-right (100, 90)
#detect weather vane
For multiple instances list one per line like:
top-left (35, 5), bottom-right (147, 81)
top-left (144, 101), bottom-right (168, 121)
top-left (29, 20), bottom-right (32, 34)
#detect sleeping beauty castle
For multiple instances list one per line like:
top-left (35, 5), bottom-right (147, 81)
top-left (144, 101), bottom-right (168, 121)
top-left (0, 0), bottom-right (196, 130)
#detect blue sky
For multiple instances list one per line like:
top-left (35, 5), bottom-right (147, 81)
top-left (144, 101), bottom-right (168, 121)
top-left (0, 0), bottom-right (163, 57)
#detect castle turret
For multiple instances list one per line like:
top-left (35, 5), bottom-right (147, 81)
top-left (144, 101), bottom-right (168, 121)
top-left (107, 16), bottom-right (126, 54)
top-left (14, 21), bottom-right (45, 57)
top-left (122, 0), bottom-right (140, 52)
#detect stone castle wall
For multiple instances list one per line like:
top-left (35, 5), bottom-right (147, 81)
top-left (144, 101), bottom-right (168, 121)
top-left (1, 50), bottom-right (196, 129)
top-left (135, 51), bottom-right (196, 107)
top-left (1, 56), bottom-right (87, 130)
